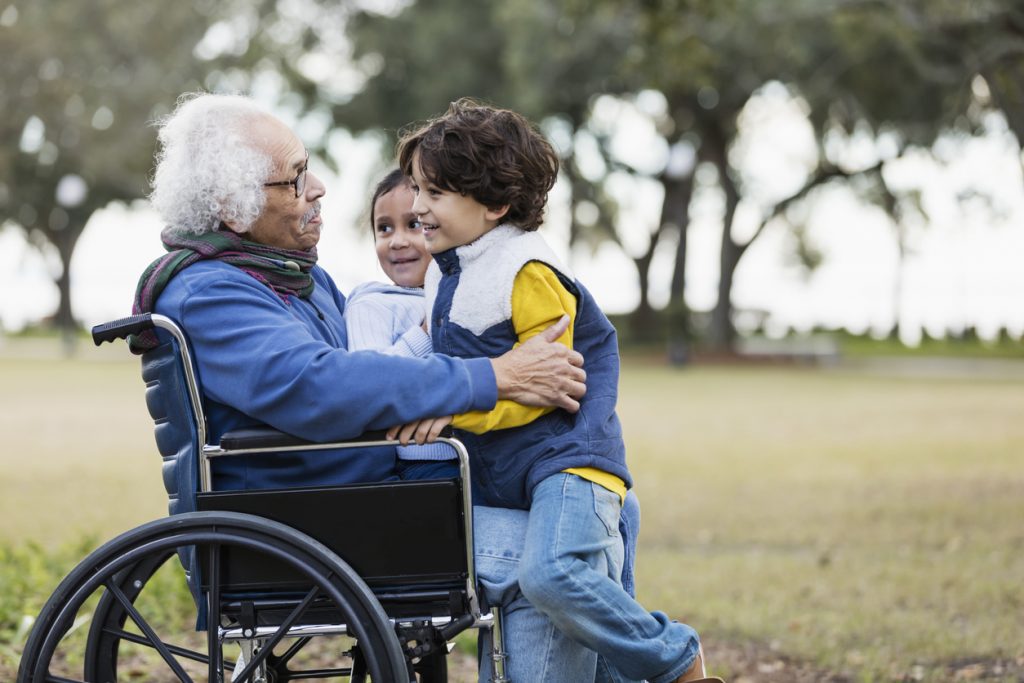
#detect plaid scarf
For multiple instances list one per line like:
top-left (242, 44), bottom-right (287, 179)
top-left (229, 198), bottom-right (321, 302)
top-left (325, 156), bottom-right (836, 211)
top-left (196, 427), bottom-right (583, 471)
top-left (129, 226), bottom-right (317, 354)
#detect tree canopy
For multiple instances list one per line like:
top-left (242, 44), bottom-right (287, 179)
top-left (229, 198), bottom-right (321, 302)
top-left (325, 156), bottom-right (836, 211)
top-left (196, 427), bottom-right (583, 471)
top-left (4, 0), bottom-right (1020, 352)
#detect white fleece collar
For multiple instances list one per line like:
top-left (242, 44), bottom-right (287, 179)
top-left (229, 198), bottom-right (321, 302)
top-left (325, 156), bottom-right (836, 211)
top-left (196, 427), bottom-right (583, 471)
top-left (426, 224), bottom-right (572, 336)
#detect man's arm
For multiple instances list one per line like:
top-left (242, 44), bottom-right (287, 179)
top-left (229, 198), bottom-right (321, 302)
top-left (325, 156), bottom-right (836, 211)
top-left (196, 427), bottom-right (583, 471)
top-left (161, 267), bottom-right (496, 440)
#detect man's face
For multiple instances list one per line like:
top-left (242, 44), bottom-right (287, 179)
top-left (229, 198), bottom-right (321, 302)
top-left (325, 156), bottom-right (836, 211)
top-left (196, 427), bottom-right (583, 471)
top-left (240, 115), bottom-right (326, 251)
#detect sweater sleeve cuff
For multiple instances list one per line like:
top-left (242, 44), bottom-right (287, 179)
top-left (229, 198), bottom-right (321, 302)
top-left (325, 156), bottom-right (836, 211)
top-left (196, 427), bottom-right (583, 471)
top-left (397, 326), bottom-right (433, 358)
top-left (462, 357), bottom-right (498, 412)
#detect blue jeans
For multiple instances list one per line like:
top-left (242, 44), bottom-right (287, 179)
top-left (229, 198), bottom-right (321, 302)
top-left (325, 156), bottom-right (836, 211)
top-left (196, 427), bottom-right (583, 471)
top-left (475, 493), bottom-right (643, 681)
top-left (475, 505), bottom-right (597, 681)
top-left (520, 473), bottom-right (701, 683)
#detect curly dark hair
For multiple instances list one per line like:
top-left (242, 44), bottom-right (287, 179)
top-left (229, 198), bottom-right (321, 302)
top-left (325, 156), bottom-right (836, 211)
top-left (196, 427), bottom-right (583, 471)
top-left (396, 98), bottom-right (559, 231)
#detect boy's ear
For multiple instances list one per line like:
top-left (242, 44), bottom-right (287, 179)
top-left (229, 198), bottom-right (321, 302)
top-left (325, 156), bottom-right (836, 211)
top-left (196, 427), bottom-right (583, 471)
top-left (486, 204), bottom-right (510, 222)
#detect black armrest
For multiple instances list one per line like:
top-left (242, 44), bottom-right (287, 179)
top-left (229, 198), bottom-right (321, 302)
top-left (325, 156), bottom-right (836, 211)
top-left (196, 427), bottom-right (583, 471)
top-left (218, 426), bottom-right (454, 451)
top-left (218, 427), bottom-right (390, 450)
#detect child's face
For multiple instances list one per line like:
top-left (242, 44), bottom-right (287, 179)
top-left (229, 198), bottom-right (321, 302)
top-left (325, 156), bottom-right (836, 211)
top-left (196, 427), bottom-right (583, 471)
top-left (373, 183), bottom-right (431, 288)
top-left (409, 151), bottom-right (508, 253)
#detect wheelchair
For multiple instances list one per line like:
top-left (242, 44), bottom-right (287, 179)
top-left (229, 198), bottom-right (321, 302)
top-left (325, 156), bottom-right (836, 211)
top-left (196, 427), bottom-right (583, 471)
top-left (18, 313), bottom-right (510, 683)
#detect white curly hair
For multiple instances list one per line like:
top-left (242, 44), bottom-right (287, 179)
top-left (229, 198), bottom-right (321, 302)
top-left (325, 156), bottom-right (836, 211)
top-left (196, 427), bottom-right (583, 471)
top-left (150, 93), bottom-right (275, 235)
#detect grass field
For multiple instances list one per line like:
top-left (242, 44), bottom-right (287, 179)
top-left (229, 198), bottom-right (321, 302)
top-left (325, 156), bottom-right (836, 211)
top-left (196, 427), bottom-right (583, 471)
top-left (1, 339), bottom-right (1022, 681)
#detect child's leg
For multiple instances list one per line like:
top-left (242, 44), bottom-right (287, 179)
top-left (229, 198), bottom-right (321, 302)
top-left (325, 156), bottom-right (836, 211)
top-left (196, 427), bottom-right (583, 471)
top-left (620, 489), bottom-right (641, 597)
top-left (596, 488), bottom-right (642, 682)
top-left (520, 473), bottom-right (701, 683)
top-left (473, 505), bottom-right (597, 681)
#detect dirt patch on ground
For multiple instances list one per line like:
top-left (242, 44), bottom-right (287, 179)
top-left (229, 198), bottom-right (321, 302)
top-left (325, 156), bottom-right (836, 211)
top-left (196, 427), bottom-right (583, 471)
top-left (447, 639), bottom-right (1024, 682)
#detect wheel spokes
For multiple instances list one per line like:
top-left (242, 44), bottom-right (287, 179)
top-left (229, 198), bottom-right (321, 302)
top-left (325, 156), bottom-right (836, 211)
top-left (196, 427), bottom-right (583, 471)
top-left (98, 625), bottom-right (230, 667)
top-left (106, 579), bottom-right (194, 682)
top-left (232, 585), bottom-right (321, 683)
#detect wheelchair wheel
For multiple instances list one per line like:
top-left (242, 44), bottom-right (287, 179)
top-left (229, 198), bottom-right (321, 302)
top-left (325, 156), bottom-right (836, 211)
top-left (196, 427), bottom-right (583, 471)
top-left (18, 511), bottom-right (411, 683)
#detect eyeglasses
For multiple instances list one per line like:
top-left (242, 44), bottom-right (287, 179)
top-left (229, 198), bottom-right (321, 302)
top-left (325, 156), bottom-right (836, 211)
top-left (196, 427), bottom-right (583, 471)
top-left (263, 152), bottom-right (309, 198)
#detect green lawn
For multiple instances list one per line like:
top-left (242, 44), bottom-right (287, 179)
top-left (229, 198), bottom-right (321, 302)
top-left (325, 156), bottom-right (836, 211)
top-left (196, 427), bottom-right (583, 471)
top-left (620, 362), bottom-right (1024, 681)
top-left (1, 340), bottom-right (1022, 680)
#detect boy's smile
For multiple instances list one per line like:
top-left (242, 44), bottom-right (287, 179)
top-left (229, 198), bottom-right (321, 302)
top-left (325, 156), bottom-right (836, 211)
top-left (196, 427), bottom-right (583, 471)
top-left (410, 151), bottom-right (508, 253)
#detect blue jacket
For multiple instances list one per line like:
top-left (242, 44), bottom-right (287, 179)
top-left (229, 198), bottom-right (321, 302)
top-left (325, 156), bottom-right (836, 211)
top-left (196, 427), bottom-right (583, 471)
top-left (425, 226), bottom-right (631, 509)
top-left (153, 260), bottom-right (497, 491)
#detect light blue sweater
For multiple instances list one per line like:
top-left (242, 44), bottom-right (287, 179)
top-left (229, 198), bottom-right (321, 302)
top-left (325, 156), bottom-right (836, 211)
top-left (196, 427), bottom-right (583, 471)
top-left (344, 281), bottom-right (457, 461)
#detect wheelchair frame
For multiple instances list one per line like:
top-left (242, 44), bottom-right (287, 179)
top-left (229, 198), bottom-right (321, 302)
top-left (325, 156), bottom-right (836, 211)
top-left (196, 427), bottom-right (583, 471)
top-left (18, 313), bottom-right (511, 683)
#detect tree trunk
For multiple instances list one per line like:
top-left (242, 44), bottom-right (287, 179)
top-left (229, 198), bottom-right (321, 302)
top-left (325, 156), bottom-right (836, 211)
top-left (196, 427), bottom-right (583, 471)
top-left (705, 125), bottom-right (742, 353)
top-left (663, 170), bottom-right (696, 365)
top-left (52, 213), bottom-right (82, 356)
top-left (630, 250), bottom-right (658, 343)
top-left (710, 233), bottom-right (741, 351)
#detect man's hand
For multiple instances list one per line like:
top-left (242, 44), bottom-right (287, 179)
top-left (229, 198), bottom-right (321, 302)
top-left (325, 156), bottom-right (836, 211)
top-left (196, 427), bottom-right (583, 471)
top-left (491, 315), bottom-right (586, 413)
top-left (386, 415), bottom-right (454, 445)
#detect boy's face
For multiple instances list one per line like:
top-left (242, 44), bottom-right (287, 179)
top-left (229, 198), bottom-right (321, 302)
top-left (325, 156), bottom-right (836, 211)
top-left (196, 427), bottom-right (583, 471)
top-left (373, 183), bottom-right (431, 288)
top-left (409, 151), bottom-right (508, 253)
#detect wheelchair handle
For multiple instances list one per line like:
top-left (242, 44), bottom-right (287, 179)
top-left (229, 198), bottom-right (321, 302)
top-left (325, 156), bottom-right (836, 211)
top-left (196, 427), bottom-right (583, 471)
top-left (92, 314), bottom-right (154, 346)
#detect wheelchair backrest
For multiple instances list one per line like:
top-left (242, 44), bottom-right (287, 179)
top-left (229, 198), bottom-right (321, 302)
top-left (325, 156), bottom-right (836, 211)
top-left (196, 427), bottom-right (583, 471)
top-left (103, 316), bottom-right (205, 517)
top-left (143, 340), bottom-right (202, 516)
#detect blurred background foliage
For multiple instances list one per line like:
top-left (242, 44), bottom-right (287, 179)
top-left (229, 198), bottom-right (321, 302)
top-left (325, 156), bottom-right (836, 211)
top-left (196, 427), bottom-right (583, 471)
top-left (1, 0), bottom-right (1022, 355)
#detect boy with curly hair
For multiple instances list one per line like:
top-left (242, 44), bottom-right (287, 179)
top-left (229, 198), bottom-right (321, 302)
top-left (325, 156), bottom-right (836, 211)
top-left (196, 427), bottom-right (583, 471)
top-left (393, 99), bottom-right (721, 683)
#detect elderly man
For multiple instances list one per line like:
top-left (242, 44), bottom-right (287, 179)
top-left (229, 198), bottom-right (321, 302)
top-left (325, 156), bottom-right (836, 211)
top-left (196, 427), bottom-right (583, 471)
top-left (132, 92), bottom-right (596, 680)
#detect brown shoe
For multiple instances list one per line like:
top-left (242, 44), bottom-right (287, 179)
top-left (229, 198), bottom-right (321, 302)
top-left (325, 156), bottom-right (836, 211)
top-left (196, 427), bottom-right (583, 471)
top-left (673, 644), bottom-right (725, 682)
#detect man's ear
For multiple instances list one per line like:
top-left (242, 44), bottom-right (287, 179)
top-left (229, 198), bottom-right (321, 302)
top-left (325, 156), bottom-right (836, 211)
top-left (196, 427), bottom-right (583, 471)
top-left (221, 218), bottom-right (247, 235)
top-left (486, 204), bottom-right (510, 222)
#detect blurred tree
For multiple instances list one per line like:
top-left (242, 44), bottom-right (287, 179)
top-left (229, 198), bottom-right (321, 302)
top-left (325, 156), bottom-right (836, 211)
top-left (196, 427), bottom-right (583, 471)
top-left (17, 0), bottom-right (1011, 355)
top-left (0, 0), bottom-right (334, 349)
top-left (335, 0), bottom-right (898, 353)
top-left (781, 0), bottom-right (1023, 339)
top-left (575, 0), bottom-right (1022, 351)
top-left (0, 1), bottom-right (220, 348)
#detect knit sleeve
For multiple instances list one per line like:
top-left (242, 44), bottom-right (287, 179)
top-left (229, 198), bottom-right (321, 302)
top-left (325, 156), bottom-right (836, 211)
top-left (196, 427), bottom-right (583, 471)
top-left (345, 292), bottom-right (432, 358)
top-left (452, 261), bottom-right (576, 433)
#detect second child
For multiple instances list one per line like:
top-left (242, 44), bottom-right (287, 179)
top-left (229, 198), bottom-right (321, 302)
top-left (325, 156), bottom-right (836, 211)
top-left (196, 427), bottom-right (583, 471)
top-left (344, 169), bottom-right (460, 480)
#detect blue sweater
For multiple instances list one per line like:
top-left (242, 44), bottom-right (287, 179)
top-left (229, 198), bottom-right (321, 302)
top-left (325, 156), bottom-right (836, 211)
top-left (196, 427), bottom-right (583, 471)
top-left (153, 260), bottom-right (496, 490)
top-left (344, 281), bottom-right (454, 462)
top-left (426, 226), bottom-right (631, 509)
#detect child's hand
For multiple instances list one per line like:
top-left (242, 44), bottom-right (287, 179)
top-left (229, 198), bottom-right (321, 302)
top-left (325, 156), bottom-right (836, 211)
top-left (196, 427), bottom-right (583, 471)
top-left (386, 415), bottom-right (453, 445)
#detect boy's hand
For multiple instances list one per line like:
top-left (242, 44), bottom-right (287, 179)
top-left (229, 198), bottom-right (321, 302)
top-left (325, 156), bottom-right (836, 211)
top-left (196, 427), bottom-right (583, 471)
top-left (387, 415), bottom-right (454, 445)
top-left (491, 315), bottom-right (586, 413)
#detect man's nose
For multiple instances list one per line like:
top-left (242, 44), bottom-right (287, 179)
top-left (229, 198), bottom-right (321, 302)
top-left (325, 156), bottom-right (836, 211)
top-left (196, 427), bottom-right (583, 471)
top-left (305, 170), bottom-right (327, 200)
